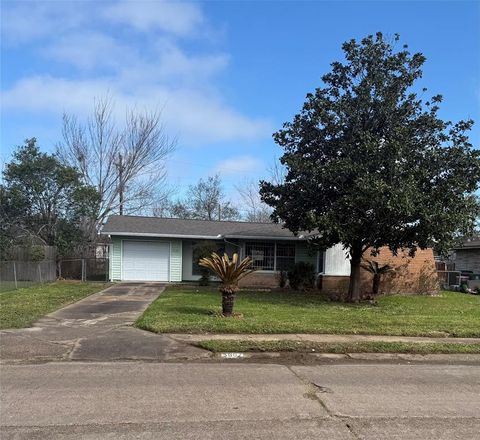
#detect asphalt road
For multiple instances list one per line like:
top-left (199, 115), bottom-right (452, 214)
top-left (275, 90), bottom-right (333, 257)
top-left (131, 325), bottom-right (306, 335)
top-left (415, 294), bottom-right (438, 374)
top-left (1, 361), bottom-right (479, 439)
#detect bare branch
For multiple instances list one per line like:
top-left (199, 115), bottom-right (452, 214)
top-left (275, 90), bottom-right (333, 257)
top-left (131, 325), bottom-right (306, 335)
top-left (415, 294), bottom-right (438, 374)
top-left (267, 157), bottom-right (287, 185)
top-left (57, 97), bottom-right (176, 233)
top-left (235, 179), bottom-right (272, 223)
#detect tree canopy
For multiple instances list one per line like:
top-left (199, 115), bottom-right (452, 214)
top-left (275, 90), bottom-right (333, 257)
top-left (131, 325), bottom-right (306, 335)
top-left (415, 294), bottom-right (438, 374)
top-left (260, 33), bottom-right (480, 301)
top-left (0, 139), bottom-right (99, 257)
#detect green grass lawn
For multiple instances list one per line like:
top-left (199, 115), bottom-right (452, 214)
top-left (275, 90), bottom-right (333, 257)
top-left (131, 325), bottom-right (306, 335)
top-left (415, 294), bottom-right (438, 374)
top-left (135, 286), bottom-right (480, 337)
top-left (196, 340), bottom-right (480, 354)
top-left (0, 281), bottom-right (39, 293)
top-left (0, 281), bottom-right (109, 329)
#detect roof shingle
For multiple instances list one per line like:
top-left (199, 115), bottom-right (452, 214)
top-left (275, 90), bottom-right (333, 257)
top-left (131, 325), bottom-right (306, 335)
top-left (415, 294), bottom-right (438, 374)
top-left (101, 215), bottom-right (304, 239)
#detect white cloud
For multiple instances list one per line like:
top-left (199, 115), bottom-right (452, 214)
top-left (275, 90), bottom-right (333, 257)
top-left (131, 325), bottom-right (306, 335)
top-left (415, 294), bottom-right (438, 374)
top-left (153, 40), bottom-right (230, 82)
top-left (102, 0), bottom-right (204, 36)
top-left (43, 31), bottom-right (134, 70)
top-left (213, 156), bottom-right (264, 176)
top-left (2, 76), bottom-right (270, 144)
top-left (1, 0), bottom-right (204, 44)
top-left (1, 1), bottom-right (86, 44)
top-left (1, 1), bottom-right (271, 145)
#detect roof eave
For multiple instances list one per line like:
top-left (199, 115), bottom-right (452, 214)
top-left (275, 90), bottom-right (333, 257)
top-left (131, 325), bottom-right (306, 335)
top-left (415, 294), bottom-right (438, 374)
top-left (100, 231), bottom-right (223, 240)
top-left (224, 234), bottom-right (303, 241)
top-left (100, 231), bottom-right (304, 240)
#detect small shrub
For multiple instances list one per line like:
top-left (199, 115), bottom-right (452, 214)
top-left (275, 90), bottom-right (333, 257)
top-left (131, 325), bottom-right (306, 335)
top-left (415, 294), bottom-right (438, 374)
top-left (287, 262), bottom-right (315, 290)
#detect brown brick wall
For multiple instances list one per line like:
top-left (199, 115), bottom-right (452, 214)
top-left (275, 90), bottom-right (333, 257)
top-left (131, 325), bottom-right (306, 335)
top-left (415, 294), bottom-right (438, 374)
top-left (238, 272), bottom-right (279, 288)
top-left (361, 247), bottom-right (438, 295)
top-left (318, 275), bottom-right (350, 296)
top-left (320, 247), bottom-right (438, 297)
top-left (238, 247), bottom-right (438, 295)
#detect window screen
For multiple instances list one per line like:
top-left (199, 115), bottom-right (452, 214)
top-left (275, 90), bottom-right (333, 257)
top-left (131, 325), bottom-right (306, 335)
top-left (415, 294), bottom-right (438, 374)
top-left (245, 242), bottom-right (275, 270)
top-left (276, 243), bottom-right (296, 271)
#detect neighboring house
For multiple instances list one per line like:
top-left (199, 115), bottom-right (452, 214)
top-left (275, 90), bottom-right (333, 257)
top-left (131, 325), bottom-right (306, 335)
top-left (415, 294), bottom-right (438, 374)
top-left (101, 215), bottom-right (437, 294)
top-left (451, 238), bottom-right (480, 273)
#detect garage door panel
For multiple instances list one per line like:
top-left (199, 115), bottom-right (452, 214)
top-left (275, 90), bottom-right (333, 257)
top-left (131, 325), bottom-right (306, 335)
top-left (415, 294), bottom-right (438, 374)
top-left (122, 241), bottom-right (170, 281)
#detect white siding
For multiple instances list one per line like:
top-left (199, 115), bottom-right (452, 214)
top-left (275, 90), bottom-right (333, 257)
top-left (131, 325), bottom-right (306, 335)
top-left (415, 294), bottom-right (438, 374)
top-left (324, 244), bottom-right (350, 276)
top-left (111, 237), bottom-right (122, 280)
top-left (169, 240), bottom-right (182, 282)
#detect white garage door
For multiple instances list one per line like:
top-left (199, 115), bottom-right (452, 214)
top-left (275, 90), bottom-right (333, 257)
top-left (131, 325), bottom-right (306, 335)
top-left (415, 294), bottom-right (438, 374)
top-left (122, 241), bottom-right (170, 281)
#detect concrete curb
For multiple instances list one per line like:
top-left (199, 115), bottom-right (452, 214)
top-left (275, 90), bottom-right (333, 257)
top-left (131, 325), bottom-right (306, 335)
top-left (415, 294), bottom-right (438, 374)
top-left (167, 333), bottom-right (480, 345)
top-left (210, 351), bottom-right (480, 364)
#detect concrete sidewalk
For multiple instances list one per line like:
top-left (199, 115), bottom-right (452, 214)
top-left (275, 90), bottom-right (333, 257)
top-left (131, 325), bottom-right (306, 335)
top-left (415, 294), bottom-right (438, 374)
top-left (169, 332), bottom-right (480, 344)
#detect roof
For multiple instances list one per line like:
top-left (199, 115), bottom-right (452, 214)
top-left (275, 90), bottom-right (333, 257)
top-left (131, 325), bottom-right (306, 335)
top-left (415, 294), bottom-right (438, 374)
top-left (101, 215), bottom-right (305, 240)
top-left (453, 237), bottom-right (480, 250)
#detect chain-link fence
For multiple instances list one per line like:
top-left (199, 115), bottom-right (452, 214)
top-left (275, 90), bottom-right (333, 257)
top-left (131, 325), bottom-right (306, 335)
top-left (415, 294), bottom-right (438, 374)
top-left (0, 258), bottom-right (109, 292)
top-left (59, 258), bottom-right (109, 282)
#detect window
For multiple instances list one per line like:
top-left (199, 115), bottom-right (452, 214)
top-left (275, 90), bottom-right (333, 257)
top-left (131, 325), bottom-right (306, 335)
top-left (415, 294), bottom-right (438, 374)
top-left (245, 242), bottom-right (297, 271)
top-left (318, 250), bottom-right (325, 273)
top-left (245, 242), bottom-right (275, 270)
top-left (276, 243), bottom-right (296, 271)
top-left (192, 241), bottom-right (225, 276)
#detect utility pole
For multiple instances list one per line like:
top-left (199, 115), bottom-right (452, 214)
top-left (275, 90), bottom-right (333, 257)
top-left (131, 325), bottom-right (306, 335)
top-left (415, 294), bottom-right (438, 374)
top-left (117, 153), bottom-right (124, 215)
top-left (218, 203), bottom-right (221, 221)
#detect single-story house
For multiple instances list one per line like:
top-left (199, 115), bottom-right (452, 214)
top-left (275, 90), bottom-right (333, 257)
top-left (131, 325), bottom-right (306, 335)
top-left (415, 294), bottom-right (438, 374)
top-left (101, 215), bottom-right (438, 294)
top-left (451, 238), bottom-right (480, 273)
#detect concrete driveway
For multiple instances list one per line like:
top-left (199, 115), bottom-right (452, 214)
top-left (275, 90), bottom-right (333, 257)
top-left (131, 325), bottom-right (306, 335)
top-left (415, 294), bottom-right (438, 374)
top-left (0, 283), bottom-right (209, 363)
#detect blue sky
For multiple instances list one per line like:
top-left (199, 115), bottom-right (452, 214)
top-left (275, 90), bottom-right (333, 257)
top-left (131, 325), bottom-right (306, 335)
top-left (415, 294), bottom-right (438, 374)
top-left (1, 0), bottom-right (479, 201)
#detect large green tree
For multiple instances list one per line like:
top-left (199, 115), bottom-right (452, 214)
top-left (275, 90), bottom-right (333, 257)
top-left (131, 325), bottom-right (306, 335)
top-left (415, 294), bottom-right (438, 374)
top-left (1, 139), bottom-right (99, 257)
top-left (260, 33), bottom-right (480, 302)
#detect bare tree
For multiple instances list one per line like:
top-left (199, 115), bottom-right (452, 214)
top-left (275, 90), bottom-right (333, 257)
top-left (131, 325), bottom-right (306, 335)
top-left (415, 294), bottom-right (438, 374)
top-left (156, 175), bottom-right (239, 221)
top-left (57, 97), bottom-right (175, 232)
top-left (187, 175), bottom-right (239, 221)
top-left (151, 197), bottom-right (174, 218)
top-left (235, 179), bottom-right (272, 223)
top-left (267, 157), bottom-right (286, 185)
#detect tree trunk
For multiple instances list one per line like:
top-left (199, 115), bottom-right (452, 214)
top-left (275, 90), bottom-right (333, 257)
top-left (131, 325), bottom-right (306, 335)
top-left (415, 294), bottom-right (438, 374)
top-left (348, 246), bottom-right (363, 302)
top-left (372, 274), bottom-right (381, 296)
top-left (222, 292), bottom-right (236, 316)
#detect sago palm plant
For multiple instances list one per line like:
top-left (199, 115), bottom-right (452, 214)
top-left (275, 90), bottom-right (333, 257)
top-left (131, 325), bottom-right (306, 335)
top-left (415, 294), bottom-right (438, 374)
top-left (361, 260), bottom-right (394, 296)
top-left (199, 252), bottom-right (256, 316)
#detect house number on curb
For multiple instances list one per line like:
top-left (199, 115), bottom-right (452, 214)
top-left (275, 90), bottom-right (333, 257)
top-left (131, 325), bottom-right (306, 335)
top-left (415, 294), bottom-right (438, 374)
top-left (221, 353), bottom-right (245, 359)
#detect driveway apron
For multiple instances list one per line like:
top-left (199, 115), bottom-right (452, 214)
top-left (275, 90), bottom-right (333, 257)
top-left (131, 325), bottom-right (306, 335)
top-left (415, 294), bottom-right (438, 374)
top-left (0, 283), bottom-right (209, 363)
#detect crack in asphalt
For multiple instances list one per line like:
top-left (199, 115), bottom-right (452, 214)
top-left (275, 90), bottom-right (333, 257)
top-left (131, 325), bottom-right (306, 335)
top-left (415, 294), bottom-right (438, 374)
top-left (285, 365), bottom-right (335, 417)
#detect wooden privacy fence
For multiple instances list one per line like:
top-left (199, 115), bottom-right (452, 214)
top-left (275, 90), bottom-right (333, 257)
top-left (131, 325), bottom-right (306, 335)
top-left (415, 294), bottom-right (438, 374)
top-left (0, 260), bottom-right (57, 290)
top-left (8, 245), bottom-right (57, 261)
